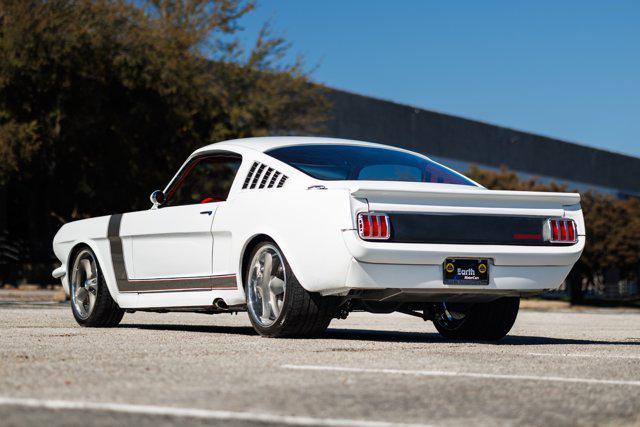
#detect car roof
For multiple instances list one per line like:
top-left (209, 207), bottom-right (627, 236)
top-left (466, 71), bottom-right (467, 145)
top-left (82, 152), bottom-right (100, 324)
top-left (183, 136), bottom-right (480, 188)
top-left (194, 136), bottom-right (414, 155)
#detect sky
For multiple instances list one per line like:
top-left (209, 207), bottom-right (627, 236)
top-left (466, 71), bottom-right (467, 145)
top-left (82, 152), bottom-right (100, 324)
top-left (238, 0), bottom-right (640, 158)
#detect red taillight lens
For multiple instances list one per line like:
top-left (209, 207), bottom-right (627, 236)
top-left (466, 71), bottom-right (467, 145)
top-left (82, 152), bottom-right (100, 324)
top-left (379, 216), bottom-right (388, 237)
top-left (560, 221), bottom-right (568, 240)
top-left (545, 218), bottom-right (577, 244)
top-left (568, 222), bottom-right (575, 241)
top-left (360, 214), bottom-right (370, 237)
top-left (357, 213), bottom-right (390, 240)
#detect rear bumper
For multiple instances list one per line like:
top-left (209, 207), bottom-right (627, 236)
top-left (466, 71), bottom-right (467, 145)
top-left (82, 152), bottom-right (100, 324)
top-left (342, 230), bottom-right (584, 267)
top-left (345, 259), bottom-right (572, 292)
top-left (339, 229), bottom-right (582, 294)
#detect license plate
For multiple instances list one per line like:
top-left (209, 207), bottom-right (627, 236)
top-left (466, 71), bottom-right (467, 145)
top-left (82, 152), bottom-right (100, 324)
top-left (443, 258), bottom-right (489, 285)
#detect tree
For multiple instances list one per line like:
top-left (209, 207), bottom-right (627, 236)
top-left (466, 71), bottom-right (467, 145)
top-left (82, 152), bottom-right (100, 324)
top-left (0, 0), bottom-right (329, 283)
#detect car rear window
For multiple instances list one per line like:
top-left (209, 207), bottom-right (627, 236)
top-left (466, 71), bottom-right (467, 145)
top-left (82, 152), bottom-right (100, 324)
top-left (266, 144), bottom-right (476, 186)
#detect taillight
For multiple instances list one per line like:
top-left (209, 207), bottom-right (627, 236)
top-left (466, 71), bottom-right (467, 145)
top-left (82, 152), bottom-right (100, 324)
top-left (357, 213), bottom-right (390, 240)
top-left (544, 218), bottom-right (577, 244)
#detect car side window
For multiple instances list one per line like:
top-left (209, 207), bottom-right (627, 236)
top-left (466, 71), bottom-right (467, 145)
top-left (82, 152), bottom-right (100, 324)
top-left (165, 155), bottom-right (242, 207)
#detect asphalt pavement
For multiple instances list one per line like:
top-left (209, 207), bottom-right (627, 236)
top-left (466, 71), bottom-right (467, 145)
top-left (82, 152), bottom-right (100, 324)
top-left (0, 303), bottom-right (639, 426)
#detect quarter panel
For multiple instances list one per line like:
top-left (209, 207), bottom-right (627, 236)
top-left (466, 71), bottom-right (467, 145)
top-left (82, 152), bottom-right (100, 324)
top-left (212, 189), bottom-right (355, 293)
top-left (52, 216), bottom-right (121, 300)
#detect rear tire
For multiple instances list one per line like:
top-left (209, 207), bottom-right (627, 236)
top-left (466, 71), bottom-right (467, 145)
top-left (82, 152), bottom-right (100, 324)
top-left (244, 240), bottom-right (337, 337)
top-left (433, 297), bottom-right (519, 341)
top-left (70, 248), bottom-right (124, 327)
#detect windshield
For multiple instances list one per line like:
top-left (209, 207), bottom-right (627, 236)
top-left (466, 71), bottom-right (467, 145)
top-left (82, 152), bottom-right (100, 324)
top-left (266, 144), bottom-right (476, 186)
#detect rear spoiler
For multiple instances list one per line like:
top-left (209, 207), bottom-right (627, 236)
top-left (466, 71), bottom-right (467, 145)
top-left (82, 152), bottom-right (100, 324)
top-left (350, 185), bottom-right (581, 206)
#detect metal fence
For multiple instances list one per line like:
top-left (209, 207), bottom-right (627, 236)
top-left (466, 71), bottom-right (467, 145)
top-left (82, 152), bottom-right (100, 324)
top-left (544, 271), bottom-right (640, 303)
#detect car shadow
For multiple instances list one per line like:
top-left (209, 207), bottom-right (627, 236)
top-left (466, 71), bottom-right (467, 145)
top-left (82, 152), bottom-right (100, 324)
top-left (120, 323), bottom-right (640, 346)
top-left (326, 328), bottom-right (640, 345)
top-left (122, 323), bottom-right (258, 336)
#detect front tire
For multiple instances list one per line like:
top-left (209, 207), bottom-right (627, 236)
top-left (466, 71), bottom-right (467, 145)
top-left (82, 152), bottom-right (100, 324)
top-left (433, 297), bottom-right (519, 341)
top-left (70, 248), bottom-right (124, 327)
top-left (244, 241), bottom-right (337, 337)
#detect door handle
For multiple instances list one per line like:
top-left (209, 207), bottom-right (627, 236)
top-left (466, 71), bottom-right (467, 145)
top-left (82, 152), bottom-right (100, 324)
top-left (200, 211), bottom-right (212, 216)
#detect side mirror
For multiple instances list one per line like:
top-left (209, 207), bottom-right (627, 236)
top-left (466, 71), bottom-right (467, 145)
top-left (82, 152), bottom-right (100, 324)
top-left (150, 190), bottom-right (165, 208)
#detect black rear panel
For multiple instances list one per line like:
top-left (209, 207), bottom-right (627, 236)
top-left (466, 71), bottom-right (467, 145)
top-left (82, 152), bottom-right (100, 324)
top-left (388, 213), bottom-right (551, 246)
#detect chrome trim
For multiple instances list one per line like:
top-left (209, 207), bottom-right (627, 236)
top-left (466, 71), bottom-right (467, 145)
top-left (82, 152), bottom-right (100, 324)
top-left (543, 217), bottom-right (578, 244)
top-left (149, 190), bottom-right (165, 209)
top-left (357, 212), bottom-right (391, 240)
top-left (542, 219), bottom-right (552, 242)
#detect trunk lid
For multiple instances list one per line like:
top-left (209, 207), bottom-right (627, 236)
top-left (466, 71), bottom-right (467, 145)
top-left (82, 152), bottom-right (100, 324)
top-left (348, 181), bottom-right (580, 210)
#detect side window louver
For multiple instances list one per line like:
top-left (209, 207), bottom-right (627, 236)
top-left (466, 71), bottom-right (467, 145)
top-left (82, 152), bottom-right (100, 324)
top-left (243, 162), bottom-right (259, 189)
top-left (242, 162), bottom-right (288, 189)
top-left (250, 164), bottom-right (265, 189)
top-left (268, 171), bottom-right (281, 188)
top-left (259, 167), bottom-right (274, 188)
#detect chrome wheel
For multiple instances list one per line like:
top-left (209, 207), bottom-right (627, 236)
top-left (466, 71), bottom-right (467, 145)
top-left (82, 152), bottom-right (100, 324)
top-left (70, 249), bottom-right (99, 320)
top-left (247, 244), bottom-right (286, 327)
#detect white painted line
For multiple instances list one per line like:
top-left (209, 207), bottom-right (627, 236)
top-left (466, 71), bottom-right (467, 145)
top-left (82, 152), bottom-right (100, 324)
top-left (429, 350), bottom-right (640, 361)
top-left (282, 365), bottom-right (640, 387)
top-left (526, 352), bottom-right (640, 360)
top-left (404, 349), bottom-right (640, 360)
top-left (0, 397), bottom-right (428, 427)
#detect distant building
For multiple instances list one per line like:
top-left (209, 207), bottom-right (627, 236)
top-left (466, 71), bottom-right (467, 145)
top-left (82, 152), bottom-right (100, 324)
top-left (322, 89), bottom-right (640, 198)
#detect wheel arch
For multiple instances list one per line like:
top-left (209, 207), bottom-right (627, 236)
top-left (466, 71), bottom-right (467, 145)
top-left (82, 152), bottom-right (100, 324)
top-left (66, 242), bottom-right (90, 277)
top-left (62, 242), bottom-right (89, 297)
top-left (64, 239), bottom-right (120, 303)
top-left (238, 232), bottom-right (309, 296)
top-left (239, 234), bottom-right (274, 294)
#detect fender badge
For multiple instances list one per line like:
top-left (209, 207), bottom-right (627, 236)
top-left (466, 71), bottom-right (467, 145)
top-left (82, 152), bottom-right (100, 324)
top-left (445, 262), bottom-right (455, 273)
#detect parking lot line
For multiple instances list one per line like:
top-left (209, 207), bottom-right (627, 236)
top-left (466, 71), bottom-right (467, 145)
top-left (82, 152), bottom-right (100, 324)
top-left (525, 352), bottom-right (640, 360)
top-left (404, 349), bottom-right (640, 360)
top-left (0, 397), bottom-right (429, 427)
top-left (281, 365), bottom-right (640, 387)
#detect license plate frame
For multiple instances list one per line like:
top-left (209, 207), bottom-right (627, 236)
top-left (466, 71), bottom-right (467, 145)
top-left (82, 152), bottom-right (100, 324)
top-left (443, 258), bottom-right (490, 285)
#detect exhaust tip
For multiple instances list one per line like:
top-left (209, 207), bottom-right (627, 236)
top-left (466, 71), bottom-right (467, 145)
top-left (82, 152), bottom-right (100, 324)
top-left (212, 298), bottom-right (228, 310)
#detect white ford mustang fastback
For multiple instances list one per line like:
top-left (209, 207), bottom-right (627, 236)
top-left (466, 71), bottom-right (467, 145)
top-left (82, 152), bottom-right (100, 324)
top-left (52, 137), bottom-right (585, 340)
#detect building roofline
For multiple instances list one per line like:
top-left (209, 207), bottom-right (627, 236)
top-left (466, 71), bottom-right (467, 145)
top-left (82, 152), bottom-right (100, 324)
top-left (322, 88), bottom-right (640, 195)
